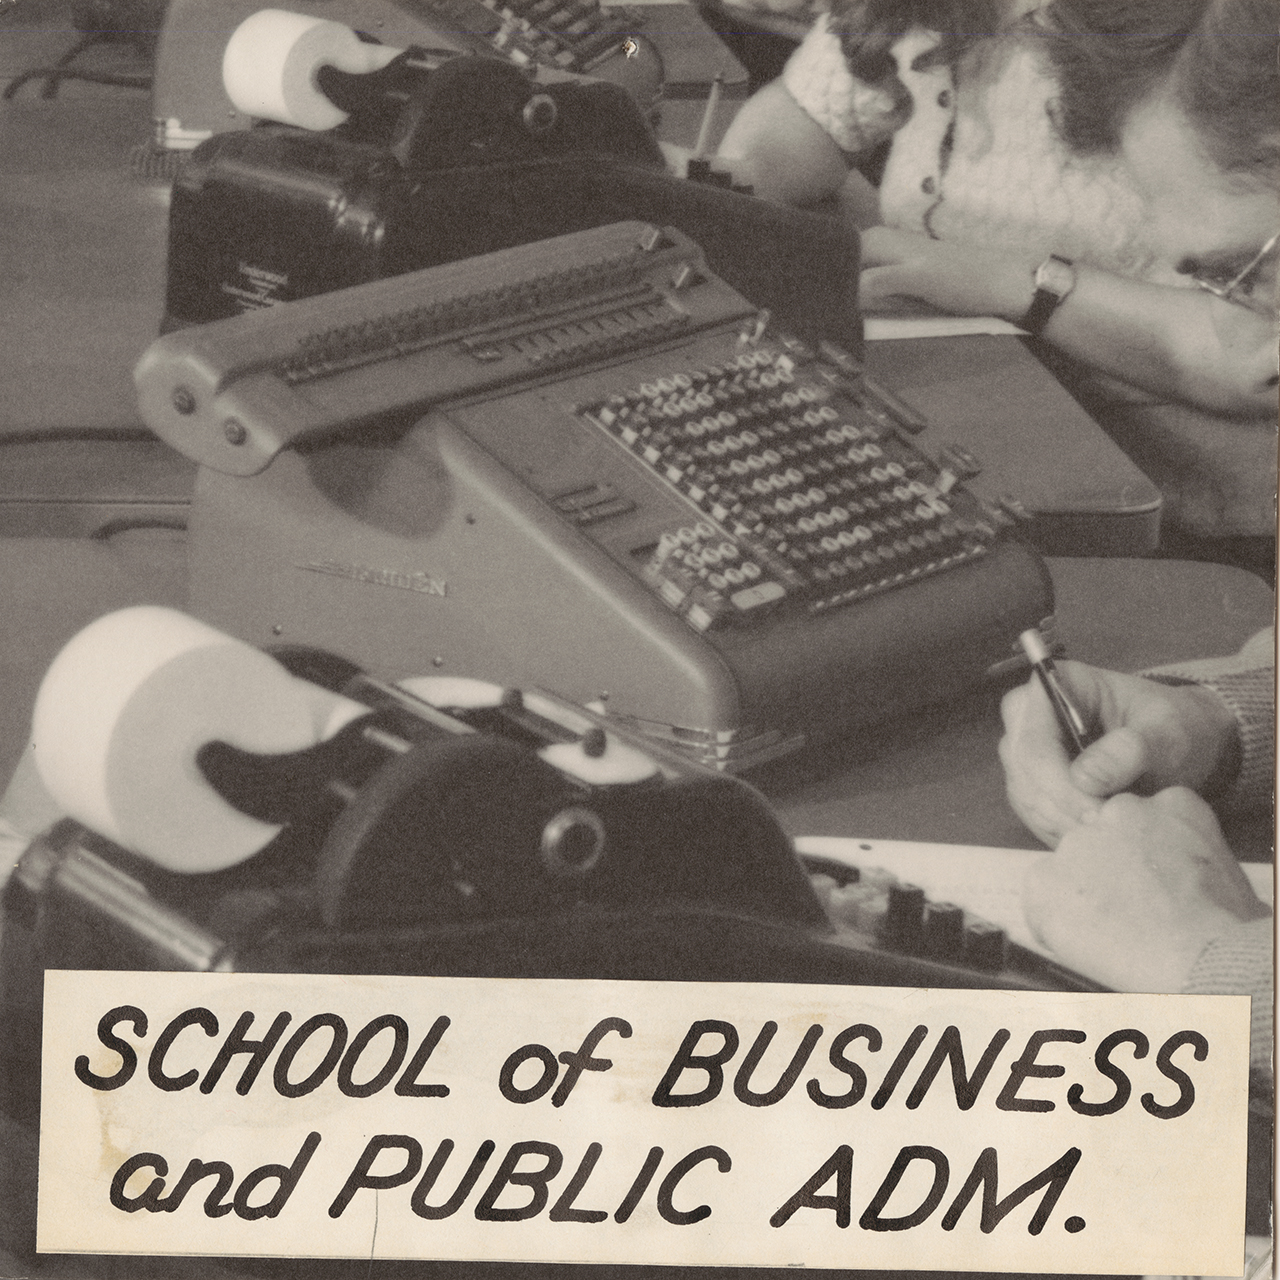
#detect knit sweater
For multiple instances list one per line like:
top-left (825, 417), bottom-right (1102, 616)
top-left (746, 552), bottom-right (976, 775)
top-left (780, 17), bottom-right (1193, 287)
top-left (1148, 631), bottom-right (1274, 1074)
top-left (1147, 629), bottom-right (1276, 815)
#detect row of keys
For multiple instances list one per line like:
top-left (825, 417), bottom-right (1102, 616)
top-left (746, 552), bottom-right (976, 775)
top-left (809, 865), bottom-right (1009, 973)
top-left (277, 252), bottom-right (653, 385)
top-left (477, 299), bottom-right (690, 368)
top-left (578, 346), bottom-right (1000, 630)
top-left (481, 0), bottom-right (632, 67)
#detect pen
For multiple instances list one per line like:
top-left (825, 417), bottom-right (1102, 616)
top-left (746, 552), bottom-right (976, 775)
top-left (1018, 628), bottom-right (1098, 758)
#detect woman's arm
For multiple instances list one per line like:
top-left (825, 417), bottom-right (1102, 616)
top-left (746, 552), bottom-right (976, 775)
top-left (860, 227), bottom-right (1279, 417)
top-left (714, 80), bottom-right (855, 207)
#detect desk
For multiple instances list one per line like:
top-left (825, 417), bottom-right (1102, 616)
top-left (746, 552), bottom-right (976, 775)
top-left (0, 88), bottom-right (1162, 555)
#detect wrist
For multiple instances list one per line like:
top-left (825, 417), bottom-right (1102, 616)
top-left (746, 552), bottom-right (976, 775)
top-left (1144, 678), bottom-right (1243, 797)
top-left (1017, 255), bottom-right (1076, 336)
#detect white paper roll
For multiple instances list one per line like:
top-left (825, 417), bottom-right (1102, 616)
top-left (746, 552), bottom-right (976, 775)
top-left (222, 8), bottom-right (402, 131)
top-left (32, 607), bottom-right (366, 874)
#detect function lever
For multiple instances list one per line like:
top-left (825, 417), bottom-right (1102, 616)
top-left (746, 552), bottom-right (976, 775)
top-left (997, 493), bottom-right (1033, 522)
top-left (938, 443), bottom-right (983, 479)
top-left (637, 224), bottom-right (673, 252)
top-left (817, 339), bottom-right (862, 375)
top-left (882, 881), bottom-right (925, 952)
top-left (858, 373), bottom-right (929, 434)
top-left (964, 919), bottom-right (1009, 971)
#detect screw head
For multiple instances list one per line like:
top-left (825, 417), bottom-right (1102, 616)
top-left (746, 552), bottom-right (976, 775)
top-left (171, 386), bottom-right (196, 415)
top-left (223, 418), bottom-right (247, 446)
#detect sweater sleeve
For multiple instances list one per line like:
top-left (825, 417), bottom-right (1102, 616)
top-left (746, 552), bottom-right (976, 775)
top-left (1144, 629), bottom-right (1275, 813)
top-left (1184, 916), bottom-right (1274, 1078)
top-left (780, 12), bottom-right (906, 155)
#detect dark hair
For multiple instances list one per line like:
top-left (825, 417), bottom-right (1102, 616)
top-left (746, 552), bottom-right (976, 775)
top-left (1170, 0), bottom-right (1280, 177)
top-left (827, 0), bottom-right (1003, 85)
top-left (1039, 0), bottom-right (1280, 178)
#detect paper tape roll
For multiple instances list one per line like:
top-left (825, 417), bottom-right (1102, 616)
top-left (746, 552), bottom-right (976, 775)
top-left (32, 607), bottom-right (366, 874)
top-left (222, 8), bottom-right (402, 131)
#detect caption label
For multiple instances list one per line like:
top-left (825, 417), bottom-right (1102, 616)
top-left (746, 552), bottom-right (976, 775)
top-left (38, 972), bottom-right (1250, 1273)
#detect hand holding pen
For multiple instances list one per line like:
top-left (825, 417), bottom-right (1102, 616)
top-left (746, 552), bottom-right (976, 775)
top-left (997, 630), bottom-right (1241, 848)
top-left (1017, 629), bottom-right (1099, 759)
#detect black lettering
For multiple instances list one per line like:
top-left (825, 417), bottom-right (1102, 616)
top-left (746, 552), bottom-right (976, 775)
top-left (273, 1014), bottom-right (347, 1098)
top-left (498, 1044), bottom-right (559, 1104)
top-left (474, 1141), bottom-right (563, 1221)
top-left (200, 1011), bottom-right (292, 1096)
top-left (614, 1147), bottom-right (663, 1223)
top-left (337, 1015), bottom-right (409, 1099)
top-left (996, 1030), bottom-right (1087, 1112)
top-left (807, 1024), bottom-right (881, 1109)
top-left (395, 1015), bottom-right (451, 1097)
top-left (329, 1135), bottom-right (422, 1218)
top-left (734, 1022), bottom-right (823, 1106)
top-left (157, 1159), bottom-right (235, 1217)
top-left (941, 1146), bottom-right (1082, 1234)
top-left (656, 1146), bottom-right (731, 1225)
top-left (905, 1026), bottom-right (1011, 1110)
top-left (411, 1140), bottom-right (496, 1219)
top-left (553, 1018), bottom-right (632, 1106)
top-left (109, 1153), bottom-right (168, 1212)
top-left (233, 1131), bottom-right (321, 1221)
top-left (148, 1008), bottom-right (218, 1092)
top-left (651, 1021), bottom-right (739, 1108)
top-left (1141, 1030), bottom-right (1208, 1120)
top-left (859, 1146), bottom-right (949, 1231)
top-left (770, 1144), bottom-right (853, 1228)
top-left (76, 1005), bottom-right (147, 1091)
top-left (548, 1143), bottom-right (608, 1222)
top-left (870, 1024), bottom-right (929, 1109)
top-left (1068, 1030), bottom-right (1149, 1117)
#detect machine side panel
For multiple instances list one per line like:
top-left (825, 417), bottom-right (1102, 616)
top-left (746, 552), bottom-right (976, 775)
top-left (188, 424), bottom-right (744, 733)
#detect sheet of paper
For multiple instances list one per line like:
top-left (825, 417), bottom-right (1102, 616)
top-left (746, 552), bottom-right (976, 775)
top-left (864, 315), bottom-right (1027, 340)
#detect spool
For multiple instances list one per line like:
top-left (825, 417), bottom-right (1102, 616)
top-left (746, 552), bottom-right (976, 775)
top-left (32, 607), bottom-right (365, 873)
top-left (221, 9), bottom-right (402, 131)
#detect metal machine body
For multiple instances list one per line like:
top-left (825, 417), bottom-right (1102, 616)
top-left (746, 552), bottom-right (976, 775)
top-left (150, 0), bottom-right (662, 154)
top-left (0, 641), bottom-right (1097, 1125)
top-left (136, 222), bottom-right (1054, 770)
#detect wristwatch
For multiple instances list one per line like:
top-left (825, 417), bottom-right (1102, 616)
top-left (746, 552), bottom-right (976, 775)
top-left (1019, 254), bottom-right (1076, 335)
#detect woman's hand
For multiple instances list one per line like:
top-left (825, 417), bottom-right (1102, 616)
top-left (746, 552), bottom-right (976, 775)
top-left (860, 227), bottom-right (1279, 415)
top-left (859, 226), bottom-right (1033, 317)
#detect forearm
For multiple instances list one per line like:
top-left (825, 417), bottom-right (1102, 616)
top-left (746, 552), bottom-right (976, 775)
top-left (715, 81), bottom-right (852, 207)
top-left (1184, 917), bottom-right (1274, 1077)
top-left (863, 232), bottom-right (1280, 417)
top-left (1034, 265), bottom-right (1279, 419)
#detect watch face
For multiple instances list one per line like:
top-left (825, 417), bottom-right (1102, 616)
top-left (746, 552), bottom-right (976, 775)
top-left (1035, 256), bottom-right (1076, 298)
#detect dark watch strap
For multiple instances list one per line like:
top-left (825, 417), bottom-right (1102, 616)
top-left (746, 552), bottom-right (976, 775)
top-left (1020, 254), bottom-right (1074, 336)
